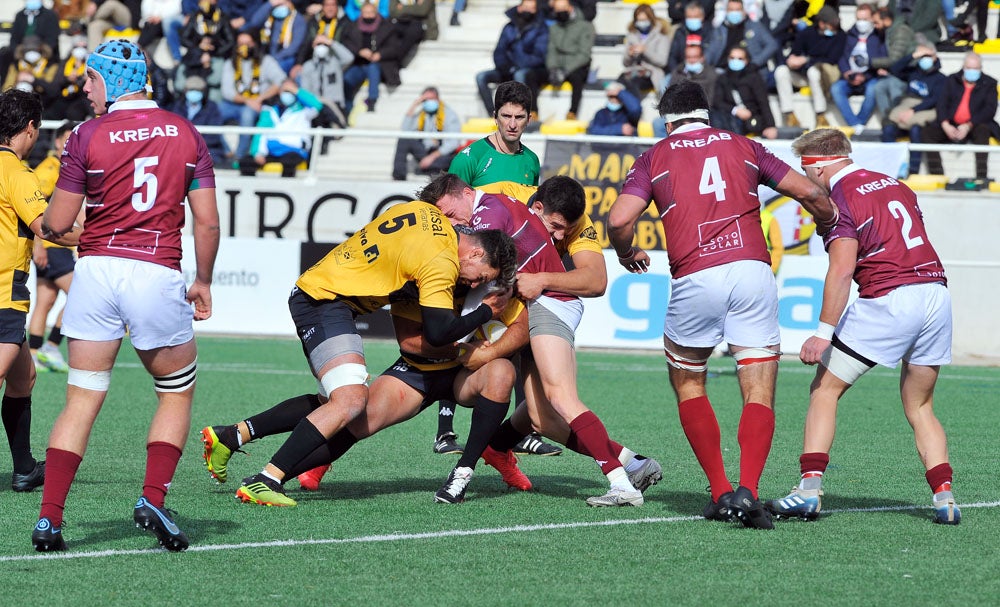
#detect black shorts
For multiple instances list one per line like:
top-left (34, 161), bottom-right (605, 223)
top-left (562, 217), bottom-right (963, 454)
top-left (287, 288), bottom-right (363, 369)
top-left (35, 247), bottom-right (76, 281)
top-left (0, 308), bottom-right (27, 345)
top-left (381, 357), bottom-right (461, 410)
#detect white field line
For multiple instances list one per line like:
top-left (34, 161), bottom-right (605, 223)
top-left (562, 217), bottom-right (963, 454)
top-left (2, 500), bottom-right (998, 563)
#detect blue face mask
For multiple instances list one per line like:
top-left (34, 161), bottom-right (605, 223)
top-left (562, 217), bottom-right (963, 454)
top-left (279, 91), bottom-right (297, 106)
top-left (964, 68), bottom-right (981, 82)
top-left (686, 62), bottom-right (703, 74)
top-left (607, 101), bottom-right (622, 112)
top-left (25, 0), bottom-right (42, 10)
top-left (685, 18), bottom-right (702, 31)
top-left (728, 58), bottom-right (747, 72)
top-left (186, 90), bottom-right (204, 105)
top-left (918, 56), bottom-right (935, 71)
top-left (822, 28), bottom-right (836, 37)
top-left (422, 100), bottom-right (439, 114)
top-left (725, 10), bottom-right (744, 25)
top-left (272, 5), bottom-right (290, 19)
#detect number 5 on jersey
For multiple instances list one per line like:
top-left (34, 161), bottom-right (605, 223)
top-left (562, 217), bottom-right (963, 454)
top-left (132, 156), bottom-right (159, 212)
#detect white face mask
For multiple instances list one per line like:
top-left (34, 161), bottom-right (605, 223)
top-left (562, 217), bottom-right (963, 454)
top-left (854, 19), bottom-right (873, 35)
top-left (71, 46), bottom-right (88, 61)
top-left (313, 44), bottom-right (330, 60)
top-left (24, 50), bottom-right (42, 64)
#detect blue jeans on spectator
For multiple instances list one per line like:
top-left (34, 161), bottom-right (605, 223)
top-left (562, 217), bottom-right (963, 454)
top-left (881, 122), bottom-right (923, 176)
top-left (218, 99), bottom-right (260, 159)
top-left (165, 15), bottom-right (184, 61)
top-left (831, 77), bottom-right (879, 128)
top-left (344, 62), bottom-right (381, 113)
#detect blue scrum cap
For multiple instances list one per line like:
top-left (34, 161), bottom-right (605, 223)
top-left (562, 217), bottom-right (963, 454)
top-left (86, 40), bottom-right (147, 104)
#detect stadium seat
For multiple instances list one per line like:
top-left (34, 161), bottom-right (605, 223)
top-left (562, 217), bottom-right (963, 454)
top-left (990, 181), bottom-right (1000, 193)
top-left (901, 174), bottom-right (948, 191)
top-left (973, 39), bottom-right (1000, 54)
top-left (105, 27), bottom-right (140, 40)
top-left (461, 118), bottom-right (497, 133)
top-left (622, 0), bottom-right (658, 4)
top-left (539, 120), bottom-right (587, 135)
top-left (540, 82), bottom-right (574, 93)
top-left (261, 161), bottom-right (308, 174)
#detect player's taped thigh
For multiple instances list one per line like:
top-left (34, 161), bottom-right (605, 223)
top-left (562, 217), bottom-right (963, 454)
top-left (318, 363), bottom-right (369, 399)
top-left (154, 359), bottom-right (197, 393)
top-left (67, 368), bottom-right (112, 391)
top-left (308, 333), bottom-right (365, 376)
top-left (821, 341), bottom-right (873, 385)
top-left (733, 347), bottom-right (781, 371)
top-left (664, 347), bottom-right (709, 373)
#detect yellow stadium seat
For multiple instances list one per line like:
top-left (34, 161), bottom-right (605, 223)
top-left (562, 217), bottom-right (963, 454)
top-left (461, 117), bottom-right (497, 133)
top-left (541, 82), bottom-right (574, 93)
top-left (260, 161), bottom-right (308, 174)
top-left (622, 0), bottom-right (659, 4)
top-left (638, 121), bottom-right (654, 137)
top-left (540, 119), bottom-right (587, 135)
top-left (902, 174), bottom-right (948, 191)
top-left (990, 181), bottom-right (1000, 193)
top-left (105, 27), bottom-right (140, 39)
top-left (973, 39), bottom-right (1000, 54)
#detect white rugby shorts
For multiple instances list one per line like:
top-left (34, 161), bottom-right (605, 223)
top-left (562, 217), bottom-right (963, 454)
top-left (63, 256), bottom-right (194, 350)
top-left (835, 282), bottom-right (951, 368)
top-left (665, 260), bottom-right (779, 349)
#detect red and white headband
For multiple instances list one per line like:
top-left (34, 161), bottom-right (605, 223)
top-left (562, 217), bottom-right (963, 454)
top-left (800, 155), bottom-right (849, 168)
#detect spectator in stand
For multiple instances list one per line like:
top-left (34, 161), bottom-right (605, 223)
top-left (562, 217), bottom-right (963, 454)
top-left (619, 4), bottom-right (670, 99)
top-left (830, 4), bottom-right (887, 135)
top-left (243, 0), bottom-right (308, 74)
top-left (54, 0), bottom-right (89, 23)
top-left (761, 0), bottom-right (797, 55)
top-left (713, 46), bottom-right (778, 138)
top-left (390, 0), bottom-right (438, 66)
top-left (667, 2), bottom-right (714, 76)
top-left (298, 27), bottom-right (354, 127)
top-left (219, 31), bottom-right (286, 160)
top-left (907, 0), bottom-right (943, 46)
top-left (290, 0), bottom-right (345, 79)
top-left (546, 0), bottom-right (595, 121)
top-left (879, 44), bottom-right (945, 176)
top-left (46, 33), bottom-right (92, 121)
top-left (0, 0), bottom-right (61, 82)
top-left (341, 1), bottom-right (403, 113)
top-left (773, 5), bottom-right (846, 127)
top-left (475, 0), bottom-right (549, 117)
top-left (586, 81), bottom-right (641, 136)
top-left (179, 0), bottom-right (235, 92)
top-left (923, 52), bottom-right (998, 181)
top-left (391, 86), bottom-right (462, 180)
top-left (3, 37), bottom-right (60, 115)
top-left (871, 6), bottom-right (917, 124)
top-left (666, 0), bottom-right (715, 26)
top-left (345, 0), bottom-right (390, 21)
top-left (137, 0), bottom-right (184, 64)
top-left (240, 78), bottom-right (324, 176)
top-left (168, 75), bottom-right (230, 166)
top-left (145, 48), bottom-right (176, 108)
top-left (705, 0), bottom-right (778, 73)
top-left (668, 43), bottom-right (717, 107)
top-left (222, 0), bottom-right (260, 30)
top-left (85, 0), bottom-right (141, 50)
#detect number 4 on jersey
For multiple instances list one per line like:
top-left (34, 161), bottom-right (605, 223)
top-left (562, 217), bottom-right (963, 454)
top-left (699, 156), bottom-right (727, 202)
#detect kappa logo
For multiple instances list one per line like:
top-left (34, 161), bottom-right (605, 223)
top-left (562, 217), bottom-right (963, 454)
top-left (596, 459), bottom-right (608, 467)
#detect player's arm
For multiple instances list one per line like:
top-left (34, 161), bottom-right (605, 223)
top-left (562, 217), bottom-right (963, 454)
top-left (186, 187), bottom-right (221, 321)
top-left (607, 193), bottom-right (651, 273)
top-left (394, 315), bottom-right (461, 359)
top-left (41, 187), bottom-right (85, 242)
top-left (768, 219), bottom-right (784, 274)
top-left (421, 304), bottom-right (493, 347)
top-left (773, 170), bottom-right (838, 235)
top-left (516, 250), bottom-right (607, 298)
top-left (800, 237), bottom-right (857, 365)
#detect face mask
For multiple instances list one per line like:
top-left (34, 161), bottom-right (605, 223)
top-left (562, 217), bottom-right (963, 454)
top-left (728, 58), bottom-right (746, 71)
top-left (918, 56), bottom-right (934, 71)
top-left (271, 5), bottom-right (290, 19)
top-left (280, 91), bottom-right (297, 106)
top-left (361, 16), bottom-right (376, 24)
top-left (607, 101), bottom-right (622, 112)
top-left (686, 62), bottom-right (703, 74)
top-left (964, 68), bottom-right (981, 82)
top-left (25, 0), bottom-right (42, 10)
top-left (634, 19), bottom-right (651, 32)
top-left (237, 44), bottom-right (251, 58)
top-left (554, 11), bottom-right (570, 22)
top-left (186, 90), bottom-right (204, 105)
top-left (24, 50), bottom-right (42, 64)
top-left (725, 11), bottom-right (744, 25)
top-left (685, 18), bottom-right (702, 31)
top-left (822, 28), bottom-right (835, 37)
top-left (15, 81), bottom-right (32, 93)
top-left (854, 19), bottom-right (873, 35)
top-left (71, 46), bottom-right (88, 61)
top-left (422, 100), bottom-right (439, 113)
top-left (313, 44), bottom-right (330, 60)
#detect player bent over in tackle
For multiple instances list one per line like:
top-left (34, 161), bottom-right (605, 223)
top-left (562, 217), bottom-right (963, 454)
top-left (32, 40), bottom-right (221, 552)
top-left (766, 129), bottom-right (960, 525)
top-left (608, 81), bottom-right (837, 527)
top-left (204, 202), bottom-right (516, 507)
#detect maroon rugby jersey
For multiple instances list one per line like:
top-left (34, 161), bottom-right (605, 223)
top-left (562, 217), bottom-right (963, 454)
top-left (57, 100), bottom-right (216, 270)
top-left (471, 192), bottom-right (576, 302)
top-left (823, 164), bottom-right (946, 299)
top-left (620, 123), bottom-right (791, 279)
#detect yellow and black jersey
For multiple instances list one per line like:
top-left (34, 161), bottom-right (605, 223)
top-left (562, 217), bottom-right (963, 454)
top-left (0, 148), bottom-right (47, 311)
top-left (32, 153), bottom-right (70, 251)
top-left (296, 201), bottom-right (459, 314)
top-left (477, 181), bottom-right (602, 258)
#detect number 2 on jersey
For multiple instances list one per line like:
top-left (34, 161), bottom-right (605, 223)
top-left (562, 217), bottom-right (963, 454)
top-left (699, 156), bottom-right (727, 202)
top-left (887, 200), bottom-right (924, 249)
top-left (132, 156), bottom-right (159, 211)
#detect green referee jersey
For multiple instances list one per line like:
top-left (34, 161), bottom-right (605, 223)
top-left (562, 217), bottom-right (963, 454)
top-left (448, 137), bottom-right (540, 189)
